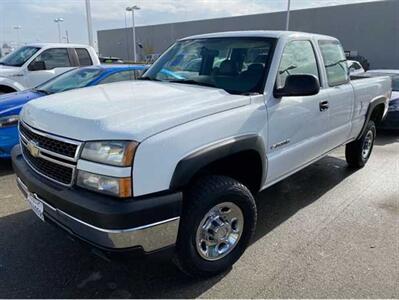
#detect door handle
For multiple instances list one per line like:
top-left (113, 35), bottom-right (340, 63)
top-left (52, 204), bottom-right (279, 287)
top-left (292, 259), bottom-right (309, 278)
top-left (319, 100), bottom-right (329, 112)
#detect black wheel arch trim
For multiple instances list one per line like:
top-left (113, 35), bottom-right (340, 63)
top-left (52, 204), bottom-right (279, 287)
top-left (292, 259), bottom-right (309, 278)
top-left (170, 134), bottom-right (266, 190)
top-left (357, 96), bottom-right (387, 139)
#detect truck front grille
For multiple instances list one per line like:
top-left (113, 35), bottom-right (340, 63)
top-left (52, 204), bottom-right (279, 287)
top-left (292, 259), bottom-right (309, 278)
top-left (19, 122), bottom-right (82, 186)
top-left (21, 143), bottom-right (74, 185)
top-left (20, 123), bottom-right (78, 159)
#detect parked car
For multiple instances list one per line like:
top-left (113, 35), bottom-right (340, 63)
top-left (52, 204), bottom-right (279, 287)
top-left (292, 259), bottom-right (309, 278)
top-left (360, 70), bottom-right (399, 129)
top-left (0, 43), bottom-right (99, 94)
top-left (12, 31), bottom-right (391, 277)
top-left (348, 60), bottom-right (365, 75)
top-left (0, 64), bottom-right (145, 158)
top-left (99, 56), bottom-right (124, 64)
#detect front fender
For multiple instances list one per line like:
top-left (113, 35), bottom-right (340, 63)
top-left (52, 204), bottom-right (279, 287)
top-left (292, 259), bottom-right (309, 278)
top-left (0, 77), bottom-right (25, 92)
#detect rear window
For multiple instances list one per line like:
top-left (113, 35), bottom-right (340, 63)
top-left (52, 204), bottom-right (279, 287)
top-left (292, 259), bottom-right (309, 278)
top-left (76, 48), bottom-right (92, 66)
top-left (319, 40), bottom-right (349, 86)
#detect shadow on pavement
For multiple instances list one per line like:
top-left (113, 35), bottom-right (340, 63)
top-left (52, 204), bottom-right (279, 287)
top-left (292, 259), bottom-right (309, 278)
top-left (0, 155), bottom-right (357, 298)
top-left (0, 159), bottom-right (13, 176)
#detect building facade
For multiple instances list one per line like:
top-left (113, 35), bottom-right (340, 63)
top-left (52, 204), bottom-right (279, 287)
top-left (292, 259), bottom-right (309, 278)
top-left (97, 0), bottom-right (398, 69)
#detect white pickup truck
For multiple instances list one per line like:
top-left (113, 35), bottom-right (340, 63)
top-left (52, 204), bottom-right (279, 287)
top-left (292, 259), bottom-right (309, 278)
top-left (0, 43), bottom-right (99, 94)
top-left (12, 31), bottom-right (391, 277)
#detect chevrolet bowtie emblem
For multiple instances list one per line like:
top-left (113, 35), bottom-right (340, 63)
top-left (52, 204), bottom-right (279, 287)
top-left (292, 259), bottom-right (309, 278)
top-left (26, 140), bottom-right (40, 158)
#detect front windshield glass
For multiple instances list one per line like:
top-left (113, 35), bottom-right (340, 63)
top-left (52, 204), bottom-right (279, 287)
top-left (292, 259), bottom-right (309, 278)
top-left (36, 67), bottom-right (103, 94)
top-left (0, 46), bottom-right (40, 67)
top-left (144, 37), bottom-right (275, 94)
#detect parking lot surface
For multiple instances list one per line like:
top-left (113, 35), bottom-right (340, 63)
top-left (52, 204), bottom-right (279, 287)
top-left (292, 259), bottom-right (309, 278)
top-left (0, 132), bottom-right (398, 298)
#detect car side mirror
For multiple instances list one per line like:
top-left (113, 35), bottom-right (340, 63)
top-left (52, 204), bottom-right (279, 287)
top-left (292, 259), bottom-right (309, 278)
top-left (28, 60), bottom-right (46, 71)
top-left (274, 74), bottom-right (320, 98)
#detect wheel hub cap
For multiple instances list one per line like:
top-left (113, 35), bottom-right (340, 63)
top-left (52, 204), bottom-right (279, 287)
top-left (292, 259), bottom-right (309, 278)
top-left (362, 130), bottom-right (374, 159)
top-left (195, 202), bottom-right (244, 261)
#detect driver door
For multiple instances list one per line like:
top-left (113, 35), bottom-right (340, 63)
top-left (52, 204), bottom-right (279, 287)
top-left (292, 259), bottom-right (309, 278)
top-left (25, 48), bottom-right (74, 88)
top-left (265, 40), bottom-right (330, 185)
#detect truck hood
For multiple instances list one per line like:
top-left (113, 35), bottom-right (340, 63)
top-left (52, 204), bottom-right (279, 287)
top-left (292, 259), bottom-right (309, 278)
top-left (21, 80), bottom-right (250, 141)
top-left (0, 65), bottom-right (20, 76)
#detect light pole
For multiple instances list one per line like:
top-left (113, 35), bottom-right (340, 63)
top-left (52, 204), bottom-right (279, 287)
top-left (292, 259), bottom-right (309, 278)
top-left (285, 0), bottom-right (291, 31)
top-left (13, 25), bottom-right (22, 47)
top-left (54, 17), bottom-right (64, 43)
top-left (126, 5), bottom-right (140, 62)
top-left (85, 0), bottom-right (94, 47)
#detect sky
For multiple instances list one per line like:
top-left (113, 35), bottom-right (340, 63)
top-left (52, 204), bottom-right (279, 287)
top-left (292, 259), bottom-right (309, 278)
top-left (0, 0), bottom-right (384, 48)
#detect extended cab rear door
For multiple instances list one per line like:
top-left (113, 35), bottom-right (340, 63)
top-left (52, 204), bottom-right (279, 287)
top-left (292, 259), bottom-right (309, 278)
top-left (265, 39), bottom-right (330, 185)
top-left (318, 40), bottom-right (354, 149)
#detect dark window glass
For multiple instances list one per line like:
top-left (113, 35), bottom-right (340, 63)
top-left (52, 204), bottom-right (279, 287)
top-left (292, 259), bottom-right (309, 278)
top-left (76, 48), bottom-right (92, 66)
top-left (277, 40), bottom-right (319, 89)
top-left (100, 70), bottom-right (138, 84)
top-left (30, 48), bottom-right (71, 70)
top-left (144, 37), bottom-right (275, 94)
top-left (319, 40), bottom-right (349, 86)
top-left (0, 46), bottom-right (40, 67)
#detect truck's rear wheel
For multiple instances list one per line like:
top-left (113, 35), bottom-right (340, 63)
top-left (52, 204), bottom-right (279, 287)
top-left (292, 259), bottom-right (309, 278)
top-left (174, 175), bottom-right (257, 277)
top-left (345, 120), bottom-right (376, 168)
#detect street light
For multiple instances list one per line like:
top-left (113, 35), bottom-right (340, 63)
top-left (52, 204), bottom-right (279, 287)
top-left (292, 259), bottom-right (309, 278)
top-left (13, 25), bottom-right (22, 47)
top-left (85, 0), bottom-right (94, 47)
top-left (126, 5), bottom-right (140, 62)
top-left (54, 17), bottom-right (64, 43)
top-left (285, 0), bottom-right (291, 31)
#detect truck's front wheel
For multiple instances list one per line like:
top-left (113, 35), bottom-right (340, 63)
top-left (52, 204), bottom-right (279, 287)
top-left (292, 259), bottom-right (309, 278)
top-left (174, 175), bottom-right (257, 277)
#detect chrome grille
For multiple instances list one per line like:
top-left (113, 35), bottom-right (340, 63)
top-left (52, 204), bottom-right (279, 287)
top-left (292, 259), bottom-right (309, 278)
top-left (20, 122), bottom-right (79, 159)
top-left (19, 122), bottom-right (82, 186)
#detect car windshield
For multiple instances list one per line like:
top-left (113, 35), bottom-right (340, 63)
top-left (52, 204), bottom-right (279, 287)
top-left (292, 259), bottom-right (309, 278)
top-left (143, 37), bottom-right (275, 94)
top-left (35, 67), bottom-right (103, 94)
top-left (0, 46), bottom-right (40, 67)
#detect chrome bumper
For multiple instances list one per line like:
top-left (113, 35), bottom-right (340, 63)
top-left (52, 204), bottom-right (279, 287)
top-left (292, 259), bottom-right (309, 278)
top-left (16, 177), bottom-right (180, 252)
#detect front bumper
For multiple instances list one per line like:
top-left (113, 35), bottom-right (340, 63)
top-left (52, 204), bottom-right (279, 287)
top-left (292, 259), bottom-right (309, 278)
top-left (0, 125), bottom-right (18, 158)
top-left (12, 146), bottom-right (182, 252)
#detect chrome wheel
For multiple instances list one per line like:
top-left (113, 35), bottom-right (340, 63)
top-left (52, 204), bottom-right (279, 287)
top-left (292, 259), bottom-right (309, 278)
top-left (195, 202), bottom-right (244, 261)
top-left (362, 130), bottom-right (374, 159)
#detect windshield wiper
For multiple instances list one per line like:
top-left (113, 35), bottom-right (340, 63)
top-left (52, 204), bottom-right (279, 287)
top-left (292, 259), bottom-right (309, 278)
top-left (33, 88), bottom-right (51, 95)
top-left (138, 76), bottom-right (162, 81)
top-left (166, 79), bottom-right (216, 88)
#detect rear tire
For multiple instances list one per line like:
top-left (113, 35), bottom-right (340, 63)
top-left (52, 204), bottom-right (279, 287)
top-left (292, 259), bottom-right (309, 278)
top-left (174, 175), bottom-right (257, 277)
top-left (345, 120), bottom-right (376, 168)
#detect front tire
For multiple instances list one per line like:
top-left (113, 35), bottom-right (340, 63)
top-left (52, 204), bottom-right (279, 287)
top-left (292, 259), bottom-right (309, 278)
top-left (345, 120), bottom-right (376, 168)
top-left (174, 176), bottom-right (257, 277)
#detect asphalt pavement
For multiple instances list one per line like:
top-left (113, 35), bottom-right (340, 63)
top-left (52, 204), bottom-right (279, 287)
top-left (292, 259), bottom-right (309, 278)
top-left (0, 131), bottom-right (398, 298)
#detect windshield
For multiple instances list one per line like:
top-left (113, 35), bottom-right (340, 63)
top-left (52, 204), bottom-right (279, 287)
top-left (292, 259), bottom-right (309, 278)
top-left (0, 46), bottom-right (40, 67)
top-left (144, 37), bottom-right (275, 94)
top-left (36, 67), bottom-right (103, 94)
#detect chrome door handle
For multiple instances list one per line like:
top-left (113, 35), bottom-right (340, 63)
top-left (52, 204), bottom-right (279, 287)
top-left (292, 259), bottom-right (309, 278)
top-left (319, 100), bottom-right (329, 112)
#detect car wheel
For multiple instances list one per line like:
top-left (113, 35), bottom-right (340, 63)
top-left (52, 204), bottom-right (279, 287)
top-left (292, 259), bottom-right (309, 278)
top-left (174, 175), bottom-right (257, 277)
top-left (345, 120), bottom-right (376, 168)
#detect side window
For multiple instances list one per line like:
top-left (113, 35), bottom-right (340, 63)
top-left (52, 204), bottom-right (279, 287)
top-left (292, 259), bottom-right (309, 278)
top-left (319, 40), bottom-right (349, 86)
top-left (99, 70), bottom-right (138, 84)
top-left (30, 48), bottom-right (71, 70)
top-left (76, 48), bottom-right (93, 66)
top-left (277, 40), bottom-right (319, 89)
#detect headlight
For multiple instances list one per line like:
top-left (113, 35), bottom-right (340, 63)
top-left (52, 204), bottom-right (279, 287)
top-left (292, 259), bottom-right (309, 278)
top-left (0, 115), bottom-right (19, 128)
top-left (81, 141), bottom-right (138, 166)
top-left (77, 170), bottom-right (132, 198)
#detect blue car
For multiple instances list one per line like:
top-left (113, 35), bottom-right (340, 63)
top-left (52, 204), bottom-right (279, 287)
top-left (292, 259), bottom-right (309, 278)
top-left (0, 64), bottom-right (146, 159)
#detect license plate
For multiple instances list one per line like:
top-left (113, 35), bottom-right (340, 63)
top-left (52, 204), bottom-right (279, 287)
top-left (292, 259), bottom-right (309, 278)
top-left (26, 193), bottom-right (44, 221)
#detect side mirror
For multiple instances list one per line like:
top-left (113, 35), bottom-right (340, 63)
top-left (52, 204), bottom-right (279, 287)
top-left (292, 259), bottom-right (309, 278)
top-left (28, 60), bottom-right (46, 71)
top-left (274, 74), bottom-right (320, 98)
